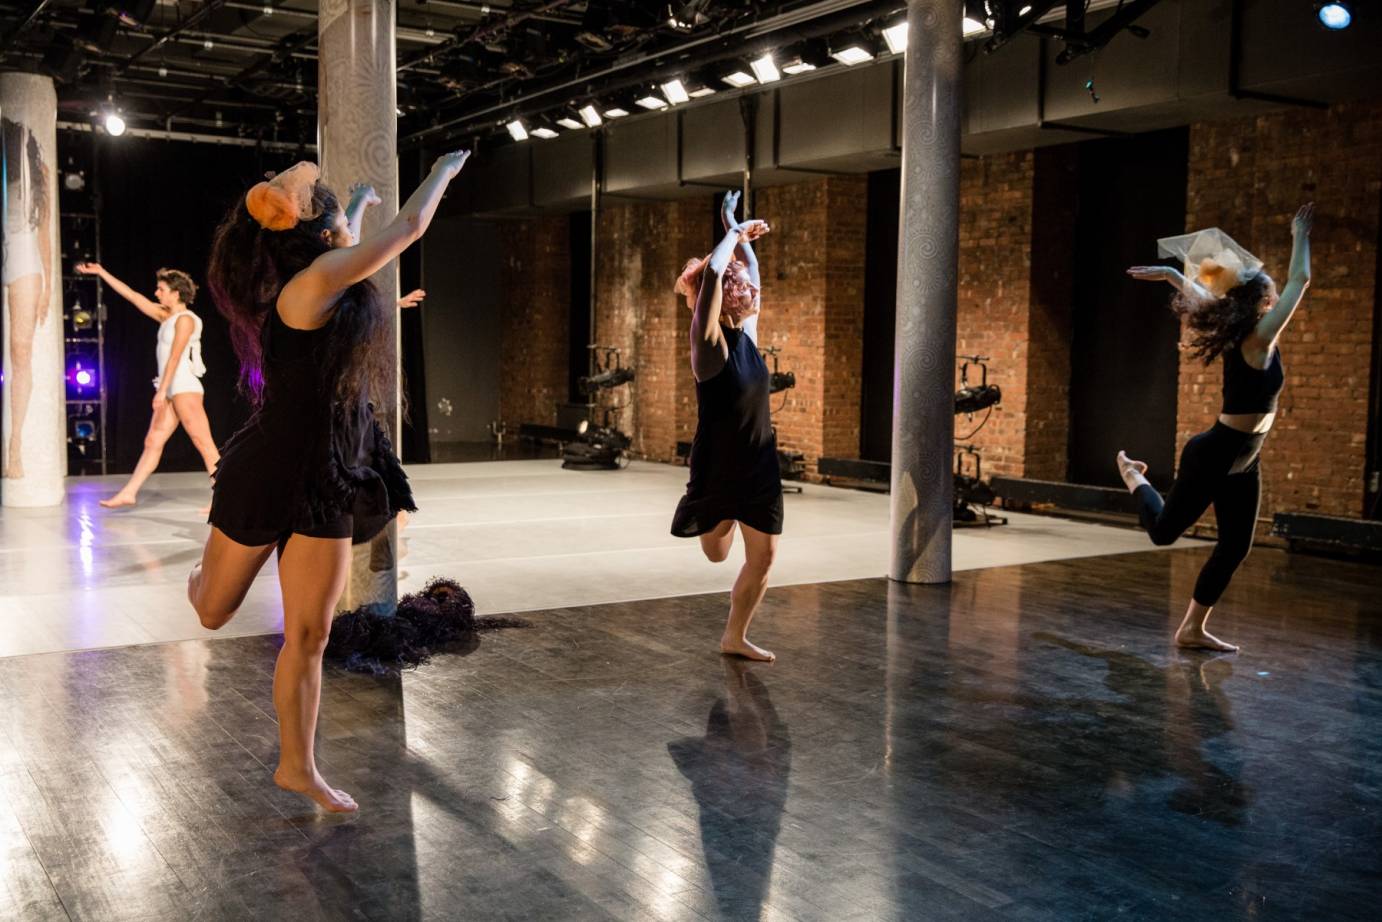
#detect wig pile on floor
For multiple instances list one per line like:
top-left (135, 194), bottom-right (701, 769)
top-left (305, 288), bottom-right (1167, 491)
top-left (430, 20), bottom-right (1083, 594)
top-left (326, 577), bottom-right (525, 674)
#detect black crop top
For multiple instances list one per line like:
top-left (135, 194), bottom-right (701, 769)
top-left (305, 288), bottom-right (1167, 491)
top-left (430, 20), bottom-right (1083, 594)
top-left (1221, 343), bottom-right (1284, 414)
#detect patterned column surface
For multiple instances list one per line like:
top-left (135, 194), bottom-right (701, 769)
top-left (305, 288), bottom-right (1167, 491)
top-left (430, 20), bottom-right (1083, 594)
top-left (1, 73), bottom-right (66, 507)
top-left (318, 0), bottom-right (400, 613)
top-left (889, 0), bottom-right (962, 584)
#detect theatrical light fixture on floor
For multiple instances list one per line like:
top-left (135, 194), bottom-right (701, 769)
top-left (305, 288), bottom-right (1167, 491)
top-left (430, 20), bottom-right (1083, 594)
top-left (564, 347), bottom-right (636, 471)
top-left (953, 355), bottom-right (1005, 527)
top-left (761, 347), bottom-right (805, 489)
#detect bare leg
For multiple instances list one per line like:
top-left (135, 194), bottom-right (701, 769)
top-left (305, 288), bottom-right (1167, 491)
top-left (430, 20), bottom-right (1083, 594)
top-left (271, 533), bottom-right (357, 813)
top-left (720, 522), bottom-right (778, 662)
top-left (2, 276), bottom-right (41, 479)
top-left (698, 519), bottom-right (735, 563)
top-left (1175, 600), bottom-right (1239, 653)
top-left (187, 526), bottom-right (275, 630)
top-left (172, 393), bottom-right (219, 514)
top-left (101, 402), bottom-right (181, 507)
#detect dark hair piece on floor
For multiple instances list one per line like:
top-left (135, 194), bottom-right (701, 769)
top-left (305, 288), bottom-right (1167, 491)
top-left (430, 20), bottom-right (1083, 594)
top-left (325, 577), bottom-right (526, 675)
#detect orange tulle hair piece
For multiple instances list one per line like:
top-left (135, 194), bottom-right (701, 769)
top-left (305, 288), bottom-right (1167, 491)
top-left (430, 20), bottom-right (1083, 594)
top-left (245, 161), bottom-right (321, 231)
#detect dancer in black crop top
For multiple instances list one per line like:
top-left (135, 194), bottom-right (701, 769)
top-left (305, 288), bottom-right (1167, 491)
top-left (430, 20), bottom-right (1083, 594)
top-left (672, 190), bottom-right (781, 662)
top-left (1119, 204), bottom-right (1314, 652)
top-left (189, 152), bottom-right (471, 813)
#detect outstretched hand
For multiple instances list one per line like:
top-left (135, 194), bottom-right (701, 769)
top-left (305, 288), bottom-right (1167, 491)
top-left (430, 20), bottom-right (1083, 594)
top-left (348, 183), bottom-right (382, 208)
top-left (75, 262), bottom-right (102, 275)
top-left (722, 189), bottom-right (741, 223)
top-left (398, 288), bottom-right (426, 309)
top-left (1292, 202), bottom-right (1315, 237)
top-left (433, 149), bottom-right (471, 178)
top-left (736, 219), bottom-right (770, 243)
top-left (1126, 265), bottom-right (1175, 282)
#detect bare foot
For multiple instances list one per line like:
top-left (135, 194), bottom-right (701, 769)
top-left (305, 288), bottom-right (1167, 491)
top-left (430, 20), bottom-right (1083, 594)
top-left (720, 638), bottom-right (776, 662)
top-left (99, 494), bottom-right (137, 509)
top-left (1115, 450), bottom-right (1148, 491)
top-left (1175, 626), bottom-right (1239, 653)
top-left (273, 767), bottom-right (359, 813)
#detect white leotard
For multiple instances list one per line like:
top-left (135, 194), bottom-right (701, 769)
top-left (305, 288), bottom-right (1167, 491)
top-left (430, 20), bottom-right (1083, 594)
top-left (154, 310), bottom-right (207, 396)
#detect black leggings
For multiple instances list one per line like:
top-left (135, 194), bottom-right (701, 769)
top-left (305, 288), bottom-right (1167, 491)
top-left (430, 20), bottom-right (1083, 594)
top-left (1134, 422), bottom-right (1265, 607)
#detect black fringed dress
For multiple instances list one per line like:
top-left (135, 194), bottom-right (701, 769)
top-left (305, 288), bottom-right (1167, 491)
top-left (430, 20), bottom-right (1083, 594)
top-left (209, 305), bottom-right (415, 548)
top-left (671, 326), bottom-right (783, 537)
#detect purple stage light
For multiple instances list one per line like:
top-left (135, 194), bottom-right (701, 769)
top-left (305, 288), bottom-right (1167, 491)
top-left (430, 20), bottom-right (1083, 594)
top-left (75, 369), bottom-right (94, 387)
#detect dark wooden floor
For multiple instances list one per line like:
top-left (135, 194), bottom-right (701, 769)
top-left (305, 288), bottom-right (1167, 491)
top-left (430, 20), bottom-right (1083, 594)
top-left (1, 546), bottom-right (1378, 921)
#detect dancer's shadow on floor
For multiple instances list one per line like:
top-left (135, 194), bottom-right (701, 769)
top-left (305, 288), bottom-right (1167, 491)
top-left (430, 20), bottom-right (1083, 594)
top-left (1018, 632), bottom-right (1253, 827)
top-left (668, 660), bottom-right (792, 921)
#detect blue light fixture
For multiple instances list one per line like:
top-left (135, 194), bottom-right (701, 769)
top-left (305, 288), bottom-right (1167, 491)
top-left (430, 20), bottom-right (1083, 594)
top-left (1316, 2), bottom-right (1353, 30)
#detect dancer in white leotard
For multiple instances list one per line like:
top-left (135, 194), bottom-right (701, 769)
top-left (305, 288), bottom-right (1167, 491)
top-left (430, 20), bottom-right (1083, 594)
top-left (75, 264), bottom-right (220, 508)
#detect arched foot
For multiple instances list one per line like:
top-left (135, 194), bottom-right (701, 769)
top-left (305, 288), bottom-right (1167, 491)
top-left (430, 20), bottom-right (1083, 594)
top-left (274, 767), bottom-right (359, 813)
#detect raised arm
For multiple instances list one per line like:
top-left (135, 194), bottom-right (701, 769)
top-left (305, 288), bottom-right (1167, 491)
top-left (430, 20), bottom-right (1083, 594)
top-left (344, 182), bottom-right (381, 244)
top-left (1126, 264), bottom-right (1213, 303)
top-left (286, 150), bottom-right (469, 324)
top-left (690, 220), bottom-right (769, 380)
top-left (153, 314), bottom-right (195, 412)
top-left (720, 190), bottom-right (759, 287)
top-left (75, 262), bottom-right (167, 321)
top-left (1252, 203), bottom-right (1312, 348)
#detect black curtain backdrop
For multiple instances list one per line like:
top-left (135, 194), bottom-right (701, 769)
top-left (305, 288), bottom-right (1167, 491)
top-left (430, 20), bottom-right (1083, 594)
top-left (88, 134), bottom-right (270, 475)
top-left (83, 135), bottom-right (432, 472)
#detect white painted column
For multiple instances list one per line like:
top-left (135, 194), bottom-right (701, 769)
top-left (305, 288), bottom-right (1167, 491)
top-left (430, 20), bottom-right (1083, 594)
top-left (1, 73), bottom-right (66, 507)
top-left (318, 0), bottom-right (400, 613)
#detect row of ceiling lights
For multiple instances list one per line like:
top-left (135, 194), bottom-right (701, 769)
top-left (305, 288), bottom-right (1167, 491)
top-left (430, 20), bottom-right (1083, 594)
top-left (502, 11), bottom-right (1010, 142)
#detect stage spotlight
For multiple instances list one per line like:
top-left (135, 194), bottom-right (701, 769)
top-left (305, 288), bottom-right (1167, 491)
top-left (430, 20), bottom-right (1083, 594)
top-left (72, 308), bottom-right (94, 331)
top-left (882, 21), bottom-right (908, 54)
top-left (603, 107), bottom-right (631, 118)
top-left (506, 119), bottom-right (528, 141)
top-left (688, 85), bottom-right (716, 98)
top-left (579, 104), bottom-right (602, 127)
top-left (557, 116), bottom-right (584, 130)
top-left (782, 56), bottom-right (817, 74)
top-left (72, 419), bottom-right (98, 442)
top-left (635, 95), bottom-right (669, 110)
top-left (830, 43), bottom-right (874, 65)
top-left (530, 127), bottom-right (558, 139)
top-left (64, 170), bottom-right (86, 192)
top-left (962, 17), bottom-right (988, 37)
top-left (661, 78), bottom-right (690, 105)
top-left (104, 112), bottom-right (126, 136)
top-left (722, 69), bottom-right (756, 88)
top-left (1316, 2), bottom-right (1352, 30)
top-left (749, 53), bottom-right (780, 83)
top-left (67, 359), bottom-right (98, 398)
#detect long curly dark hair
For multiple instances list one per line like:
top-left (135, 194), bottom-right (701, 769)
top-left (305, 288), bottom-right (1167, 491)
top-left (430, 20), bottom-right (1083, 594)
top-left (206, 180), bottom-right (388, 407)
top-left (1170, 272), bottom-right (1271, 364)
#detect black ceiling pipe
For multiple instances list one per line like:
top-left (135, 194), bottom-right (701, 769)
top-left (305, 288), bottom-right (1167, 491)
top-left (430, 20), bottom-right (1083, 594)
top-left (403, 0), bottom-right (905, 145)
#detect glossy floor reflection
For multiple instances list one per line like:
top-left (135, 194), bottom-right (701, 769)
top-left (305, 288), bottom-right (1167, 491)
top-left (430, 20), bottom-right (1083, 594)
top-left (1, 546), bottom-right (1377, 920)
top-left (0, 461), bottom-right (1186, 658)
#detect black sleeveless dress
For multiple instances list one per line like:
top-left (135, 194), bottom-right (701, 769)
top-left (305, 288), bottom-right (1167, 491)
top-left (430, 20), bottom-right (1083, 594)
top-left (671, 326), bottom-right (783, 537)
top-left (209, 307), bottom-right (415, 547)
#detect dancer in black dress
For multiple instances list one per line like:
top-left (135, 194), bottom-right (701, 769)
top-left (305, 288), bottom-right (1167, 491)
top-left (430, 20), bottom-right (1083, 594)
top-left (1119, 204), bottom-right (1314, 652)
top-left (672, 191), bottom-right (780, 661)
top-left (188, 152), bottom-right (470, 812)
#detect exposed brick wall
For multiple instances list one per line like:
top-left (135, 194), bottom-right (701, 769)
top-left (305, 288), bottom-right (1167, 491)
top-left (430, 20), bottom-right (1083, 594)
top-left (498, 217), bottom-right (569, 427)
top-left (956, 151), bottom-right (1036, 480)
top-left (591, 198), bottom-right (706, 461)
top-left (1181, 101), bottom-right (1382, 519)
top-left (586, 177), bottom-right (869, 475)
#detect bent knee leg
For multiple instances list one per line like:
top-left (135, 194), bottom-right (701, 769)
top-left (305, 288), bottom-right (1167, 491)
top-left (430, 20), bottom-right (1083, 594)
top-left (194, 598), bottom-right (238, 631)
top-left (283, 621), bottom-right (331, 656)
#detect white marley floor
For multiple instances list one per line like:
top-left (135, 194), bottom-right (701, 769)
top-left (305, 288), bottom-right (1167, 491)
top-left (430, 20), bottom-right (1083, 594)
top-left (0, 459), bottom-right (1186, 658)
